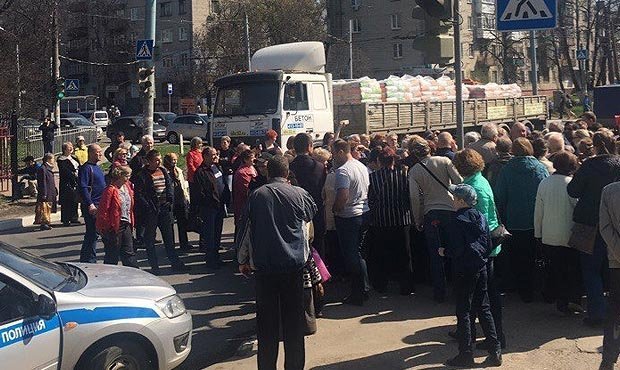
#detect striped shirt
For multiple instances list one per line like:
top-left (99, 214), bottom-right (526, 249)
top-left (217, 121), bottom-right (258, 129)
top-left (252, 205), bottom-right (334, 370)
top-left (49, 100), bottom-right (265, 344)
top-left (368, 167), bottom-right (412, 227)
top-left (150, 168), bottom-right (166, 203)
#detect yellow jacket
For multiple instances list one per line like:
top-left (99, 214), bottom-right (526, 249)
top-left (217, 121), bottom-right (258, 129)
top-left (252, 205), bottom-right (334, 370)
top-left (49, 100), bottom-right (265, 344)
top-left (74, 145), bottom-right (88, 165)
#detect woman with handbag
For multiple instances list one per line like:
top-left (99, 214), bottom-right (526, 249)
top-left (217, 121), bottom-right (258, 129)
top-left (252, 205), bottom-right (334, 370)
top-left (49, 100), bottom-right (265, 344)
top-left (495, 138), bottom-right (549, 303)
top-left (163, 152), bottom-right (192, 252)
top-left (57, 142), bottom-right (80, 226)
top-left (534, 151), bottom-right (580, 315)
top-left (35, 153), bottom-right (57, 231)
top-left (567, 130), bottom-right (620, 327)
top-left (453, 148), bottom-right (506, 349)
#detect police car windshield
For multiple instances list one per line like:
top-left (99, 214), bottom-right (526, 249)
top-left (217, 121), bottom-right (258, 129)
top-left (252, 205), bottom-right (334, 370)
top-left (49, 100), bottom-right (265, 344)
top-left (0, 243), bottom-right (70, 291)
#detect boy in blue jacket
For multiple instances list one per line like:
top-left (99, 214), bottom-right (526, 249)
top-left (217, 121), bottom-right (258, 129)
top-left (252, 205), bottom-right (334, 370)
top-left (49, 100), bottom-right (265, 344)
top-left (440, 184), bottom-right (502, 367)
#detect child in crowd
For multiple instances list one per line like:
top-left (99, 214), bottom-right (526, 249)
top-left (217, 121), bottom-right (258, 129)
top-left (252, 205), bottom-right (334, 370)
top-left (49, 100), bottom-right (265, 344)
top-left (440, 184), bottom-right (502, 367)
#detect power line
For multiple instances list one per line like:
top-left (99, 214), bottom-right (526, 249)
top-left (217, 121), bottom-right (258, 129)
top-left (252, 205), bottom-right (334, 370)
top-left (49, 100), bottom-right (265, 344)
top-left (60, 54), bottom-right (139, 66)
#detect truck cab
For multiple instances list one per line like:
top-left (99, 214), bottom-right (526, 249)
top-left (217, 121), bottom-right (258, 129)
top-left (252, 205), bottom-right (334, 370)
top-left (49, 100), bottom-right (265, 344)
top-left (211, 42), bottom-right (333, 147)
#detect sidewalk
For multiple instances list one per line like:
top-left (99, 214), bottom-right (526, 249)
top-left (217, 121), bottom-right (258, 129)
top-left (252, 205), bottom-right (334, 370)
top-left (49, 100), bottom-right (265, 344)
top-left (210, 284), bottom-right (603, 370)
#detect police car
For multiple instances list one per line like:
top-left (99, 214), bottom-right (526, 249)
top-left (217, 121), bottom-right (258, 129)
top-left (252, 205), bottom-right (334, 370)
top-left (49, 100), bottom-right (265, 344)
top-left (0, 242), bottom-right (192, 369)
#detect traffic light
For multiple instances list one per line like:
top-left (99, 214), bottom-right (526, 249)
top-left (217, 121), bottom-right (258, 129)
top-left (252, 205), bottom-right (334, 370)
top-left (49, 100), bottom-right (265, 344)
top-left (137, 66), bottom-right (154, 96)
top-left (412, 0), bottom-right (454, 65)
top-left (56, 77), bottom-right (65, 100)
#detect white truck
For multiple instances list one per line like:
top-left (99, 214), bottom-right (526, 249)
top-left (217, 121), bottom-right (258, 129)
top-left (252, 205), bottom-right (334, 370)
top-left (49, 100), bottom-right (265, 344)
top-left (211, 42), bottom-right (548, 147)
top-left (211, 41), bottom-right (334, 147)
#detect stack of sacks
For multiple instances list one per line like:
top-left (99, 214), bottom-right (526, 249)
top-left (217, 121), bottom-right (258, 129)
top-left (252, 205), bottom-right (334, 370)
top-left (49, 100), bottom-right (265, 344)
top-left (467, 83), bottom-right (522, 99)
top-left (418, 75), bottom-right (469, 101)
top-left (382, 75), bottom-right (423, 103)
top-left (332, 77), bottom-right (383, 105)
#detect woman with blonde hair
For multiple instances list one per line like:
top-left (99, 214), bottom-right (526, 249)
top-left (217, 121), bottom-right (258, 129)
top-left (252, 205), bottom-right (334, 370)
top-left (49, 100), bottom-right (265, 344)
top-left (96, 166), bottom-right (138, 267)
top-left (164, 152), bottom-right (192, 251)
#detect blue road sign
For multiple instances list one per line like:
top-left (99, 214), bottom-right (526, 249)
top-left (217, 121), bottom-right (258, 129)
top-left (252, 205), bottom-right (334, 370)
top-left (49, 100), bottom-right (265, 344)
top-left (496, 0), bottom-right (557, 31)
top-left (136, 39), bottom-right (154, 61)
top-left (576, 49), bottom-right (588, 60)
top-left (65, 79), bottom-right (79, 93)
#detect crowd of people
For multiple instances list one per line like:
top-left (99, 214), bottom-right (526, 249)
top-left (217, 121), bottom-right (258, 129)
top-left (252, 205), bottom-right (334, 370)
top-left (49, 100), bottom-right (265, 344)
top-left (24, 113), bottom-right (620, 369)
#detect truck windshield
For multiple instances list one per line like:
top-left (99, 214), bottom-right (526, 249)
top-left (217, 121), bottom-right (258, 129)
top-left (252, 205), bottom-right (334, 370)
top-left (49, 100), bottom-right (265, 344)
top-left (214, 82), bottom-right (280, 116)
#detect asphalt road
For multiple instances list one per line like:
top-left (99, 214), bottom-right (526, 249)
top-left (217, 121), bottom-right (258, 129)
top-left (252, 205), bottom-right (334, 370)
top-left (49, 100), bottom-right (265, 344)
top-left (0, 217), bottom-right (255, 369)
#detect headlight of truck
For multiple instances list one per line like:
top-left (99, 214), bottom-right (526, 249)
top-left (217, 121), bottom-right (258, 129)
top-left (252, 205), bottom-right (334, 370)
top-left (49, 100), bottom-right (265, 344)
top-left (156, 295), bottom-right (186, 319)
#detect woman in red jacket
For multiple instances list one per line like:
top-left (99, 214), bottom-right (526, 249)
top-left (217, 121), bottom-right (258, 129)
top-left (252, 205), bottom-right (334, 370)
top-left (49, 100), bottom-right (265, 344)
top-left (96, 165), bottom-right (138, 267)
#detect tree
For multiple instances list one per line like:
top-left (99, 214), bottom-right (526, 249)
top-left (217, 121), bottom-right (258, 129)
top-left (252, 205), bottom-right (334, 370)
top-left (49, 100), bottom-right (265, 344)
top-left (196, 0), bottom-right (327, 84)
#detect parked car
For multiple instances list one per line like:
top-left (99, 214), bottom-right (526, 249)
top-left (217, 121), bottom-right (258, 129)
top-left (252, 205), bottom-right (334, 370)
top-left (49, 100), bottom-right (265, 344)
top-left (91, 110), bottom-right (110, 131)
top-left (166, 114), bottom-right (210, 144)
top-left (108, 116), bottom-right (167, 143)
top-left (60, 113), bottom-right (103, 138)
top-left (154, 112), bottom-right (177, 127)
top-left (0, 241), bottom-right (192, 370)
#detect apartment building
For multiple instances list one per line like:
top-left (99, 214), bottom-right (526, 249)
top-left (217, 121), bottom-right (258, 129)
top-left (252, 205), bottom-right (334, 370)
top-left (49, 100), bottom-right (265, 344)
top-left (61, 0), bottom-right (212, 114)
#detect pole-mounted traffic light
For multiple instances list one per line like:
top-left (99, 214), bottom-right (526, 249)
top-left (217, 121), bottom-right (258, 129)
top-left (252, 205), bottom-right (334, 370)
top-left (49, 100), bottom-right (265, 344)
top-left (137, 66), bottom-right (154, 96)
top-left (412, 0), bottom-right (454, 65)
top-left (56, 77), bottom-right (65, 100)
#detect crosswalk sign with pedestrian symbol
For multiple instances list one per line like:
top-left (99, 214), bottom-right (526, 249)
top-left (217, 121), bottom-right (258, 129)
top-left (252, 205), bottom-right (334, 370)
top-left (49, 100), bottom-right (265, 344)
top-left (136, 39), bottom-right (154, 61)
top-left (496, 0), bottom-right (557, 31)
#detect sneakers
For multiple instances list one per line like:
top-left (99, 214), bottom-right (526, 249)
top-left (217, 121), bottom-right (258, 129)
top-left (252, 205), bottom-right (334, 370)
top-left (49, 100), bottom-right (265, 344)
top-left (40, 224), bottom-right (52, 231)
top-left (446, 353), bottom-right (475, 367)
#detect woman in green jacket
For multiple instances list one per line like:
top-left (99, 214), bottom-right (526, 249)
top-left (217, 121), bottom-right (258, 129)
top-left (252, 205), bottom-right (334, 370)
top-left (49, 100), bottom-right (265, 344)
top-left (453, 148), bottom-right (506, 349)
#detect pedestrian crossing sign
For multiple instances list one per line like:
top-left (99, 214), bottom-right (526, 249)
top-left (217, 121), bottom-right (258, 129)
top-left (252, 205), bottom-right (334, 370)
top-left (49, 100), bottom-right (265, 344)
top-left (65, 79), bottom-right (79, 93)
top-left (136, 39), bottom-right (154, 61)
top-left (576, 49), bottom-right (588, 60)
top-left (496, 0), bottom-right (557, 31)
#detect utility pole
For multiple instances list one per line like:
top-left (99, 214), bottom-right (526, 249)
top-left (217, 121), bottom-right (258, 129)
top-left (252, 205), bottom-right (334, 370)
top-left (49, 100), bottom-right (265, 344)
top-left (349, 19), bottom-right (353, 79)
top-left (245, 13), bottom-right (251, 71)
top-left (529, 30), bottom-right (538, 95)
top-left (143, 0), bottom-right (156, 137)
top-left (453, 0), bottom-right (464, 149)
top-left (53, 0), bottom-right (61, 127)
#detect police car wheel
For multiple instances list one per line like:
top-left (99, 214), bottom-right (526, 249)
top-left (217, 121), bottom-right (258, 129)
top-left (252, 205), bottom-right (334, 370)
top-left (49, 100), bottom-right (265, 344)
top-left (87, 340), bottom-right (152, 370)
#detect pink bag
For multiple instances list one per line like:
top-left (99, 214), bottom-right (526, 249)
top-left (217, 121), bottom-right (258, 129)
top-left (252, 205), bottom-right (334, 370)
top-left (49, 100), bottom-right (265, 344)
top-left (312, 247), bottom-right (331, 282)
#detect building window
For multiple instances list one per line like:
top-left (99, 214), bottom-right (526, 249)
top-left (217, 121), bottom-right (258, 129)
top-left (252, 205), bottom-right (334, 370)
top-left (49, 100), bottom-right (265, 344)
top-left (393, 43), bottom-right (403, 59)
top-left (129, 32), bottom-right (137, 44)
top-left (211, 0), bottom-right (221, 13)
top-left (161, 29), bottom-right (173, 43)
top-left (163, 57), bottom-right (174, 68)
top-left (491, 70), bottom-right (499, 83)
top-left (351, 0), bottom-right (360, 8)
top-left (160, 2), bottom-right (172, 17)
top-left (181, 53), bottom-right (189, 66)
top-left (352, 19), bottom-right (361, 33)
top-left (391, 14), bottom-right (401, 30)
top-left (179, 27), bottom-right (188, 41)
top-left (469, 44), bottom-right (475, 57)
top-left (116, 9), bottom-right (125, 17)
top-left (130, 7), bottom-right (140, 21)
top-left (468, 16), bottom-right (473, 30)
top-left (179, 0), bottom-right (186, 14)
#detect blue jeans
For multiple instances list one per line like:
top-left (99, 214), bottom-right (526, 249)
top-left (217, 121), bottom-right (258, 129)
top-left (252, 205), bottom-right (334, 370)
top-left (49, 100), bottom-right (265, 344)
top-left (335, 214), bottom-right (370, 299)
top-left (143, 209), bottom-right (181, 270)
top-left (581, 233), bottom-right (609, 320)
top-left (199, 205), bottom-right (225, 263)
top-left (423, 209), bottom-right (455, 300)
top-left (79, 205), bottom-right (98, 263)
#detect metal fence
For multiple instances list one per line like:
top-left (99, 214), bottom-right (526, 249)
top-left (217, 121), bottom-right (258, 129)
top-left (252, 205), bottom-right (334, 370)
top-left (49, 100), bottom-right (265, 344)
top-left (0, 114), bottom-right (12, 192)
top-left (20, 126), bottom-right (99, 160)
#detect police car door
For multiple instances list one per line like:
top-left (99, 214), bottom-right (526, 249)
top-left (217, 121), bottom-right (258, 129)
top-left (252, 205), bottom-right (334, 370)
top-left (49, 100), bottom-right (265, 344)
top-left (0, 271), bottom-right (61, 370)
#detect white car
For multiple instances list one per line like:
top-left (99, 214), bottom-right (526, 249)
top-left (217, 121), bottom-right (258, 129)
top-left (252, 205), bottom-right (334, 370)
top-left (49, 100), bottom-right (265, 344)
top-left (166, 114), bottom-right (210, 144)
top-left (0, 242), bottom-right (192, 370)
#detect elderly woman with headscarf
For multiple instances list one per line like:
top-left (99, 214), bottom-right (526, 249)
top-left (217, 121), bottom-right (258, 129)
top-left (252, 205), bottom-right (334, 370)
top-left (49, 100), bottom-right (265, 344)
top-left (35, 153), bottom-right (57, 231)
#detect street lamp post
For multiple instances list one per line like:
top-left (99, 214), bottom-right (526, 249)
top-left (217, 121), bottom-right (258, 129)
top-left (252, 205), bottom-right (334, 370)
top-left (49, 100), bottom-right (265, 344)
top-left (0, 26), bottom-right (21, 114)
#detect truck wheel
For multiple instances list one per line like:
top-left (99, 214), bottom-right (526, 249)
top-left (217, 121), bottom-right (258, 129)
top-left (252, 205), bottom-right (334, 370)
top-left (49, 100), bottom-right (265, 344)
top-left (167, 132), bottom-right (179, 144)
top-left (85, 339), bottom-right (154, 370)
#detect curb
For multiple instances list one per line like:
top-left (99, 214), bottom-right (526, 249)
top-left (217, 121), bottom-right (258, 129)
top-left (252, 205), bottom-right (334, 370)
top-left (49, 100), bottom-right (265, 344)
top-left (0, 211), bottom-right (62, 232)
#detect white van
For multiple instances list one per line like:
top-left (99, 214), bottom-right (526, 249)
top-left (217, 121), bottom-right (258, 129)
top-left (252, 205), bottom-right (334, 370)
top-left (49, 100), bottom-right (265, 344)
top-left (91, 110), bottom-right (109, 131)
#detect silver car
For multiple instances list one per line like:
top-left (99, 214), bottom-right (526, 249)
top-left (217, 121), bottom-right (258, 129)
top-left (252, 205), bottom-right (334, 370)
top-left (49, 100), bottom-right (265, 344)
top-left (0, 242), bottom-right (192, 370)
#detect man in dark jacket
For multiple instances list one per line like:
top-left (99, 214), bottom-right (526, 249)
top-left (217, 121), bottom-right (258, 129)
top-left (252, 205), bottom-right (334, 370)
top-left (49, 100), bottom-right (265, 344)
top-left (78, 144), bottom-right (107, 263)
top-left (129, 135), bottom-right (155, 174)
top-left (290, 133), bottom-right (326, 254)
top-left (39, 117), bottom-right (58, 154)
top-left (133, 149), bottom-right (189, 275)
top-left (442, 184), bottom-right (501, 368)
top-left (238, 155), bottom-right (317, 370)
top-left (193, 146), bottom-right (226, 268)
